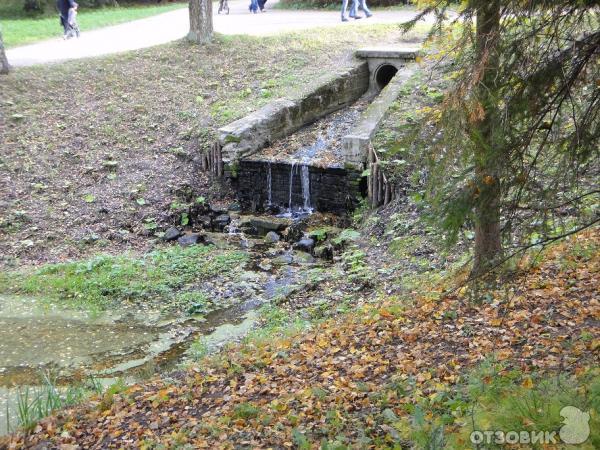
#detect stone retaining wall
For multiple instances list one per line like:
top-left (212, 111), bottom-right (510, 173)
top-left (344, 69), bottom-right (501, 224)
top-left (342, 64), bottom-right (417, 169)
top-left (236, 161), bottom-right (363, 214)
top-left (218, 62), bottom-right (370, 164)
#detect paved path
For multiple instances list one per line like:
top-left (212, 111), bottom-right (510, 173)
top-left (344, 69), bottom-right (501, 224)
top-left (6, 1), bottom-right (424, 67)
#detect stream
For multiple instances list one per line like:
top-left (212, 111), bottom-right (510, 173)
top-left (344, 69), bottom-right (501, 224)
top-left (0, 230), bottom-right (321, 435)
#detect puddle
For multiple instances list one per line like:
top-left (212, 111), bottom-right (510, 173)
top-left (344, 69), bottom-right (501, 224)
top-left (0, 232), bottom-right (321, 435)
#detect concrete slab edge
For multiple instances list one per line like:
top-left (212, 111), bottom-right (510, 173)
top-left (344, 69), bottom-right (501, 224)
top-left (342, 64), bottom-right (418, 169)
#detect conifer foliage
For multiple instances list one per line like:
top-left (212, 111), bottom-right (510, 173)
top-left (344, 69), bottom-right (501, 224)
top-left (406, 0), bottom-right (600, 275)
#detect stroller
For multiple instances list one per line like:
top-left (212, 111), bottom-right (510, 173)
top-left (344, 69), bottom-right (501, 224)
top-left (63, 6), bottom-right (80, 39)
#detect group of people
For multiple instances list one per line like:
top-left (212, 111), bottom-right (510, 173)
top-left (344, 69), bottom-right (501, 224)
top-left (341, 0), bottom-right (372, 21)
top-left (56, 0), bottom-right (80, 39)
top-left (57, 0), bottom-right (370, 37)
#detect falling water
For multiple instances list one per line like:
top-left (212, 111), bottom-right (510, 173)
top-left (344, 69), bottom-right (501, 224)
top-left (228, 216), bottom-right (240, 235)
top-left (288, 161), bottom-right (296, 214)
top-left (267, 162), bottom-right (272, 206)
top-left (301, 165), bottom-right (311, 211)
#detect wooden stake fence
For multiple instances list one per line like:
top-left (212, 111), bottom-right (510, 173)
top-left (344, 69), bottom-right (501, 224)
top-left (367, 145), bottom-right (396, 208)
top-left (201, 141), bottom-right (224, 177)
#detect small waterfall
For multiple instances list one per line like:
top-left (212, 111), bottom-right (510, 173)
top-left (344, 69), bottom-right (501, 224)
top-left (267, 162), bottom-right (272, 205)
top-left (301, 164), bottom-right (311, 211)
top-left (288, 161), bottom-right (296, 214)
top-left (228, 216), bottom-right (240, 235)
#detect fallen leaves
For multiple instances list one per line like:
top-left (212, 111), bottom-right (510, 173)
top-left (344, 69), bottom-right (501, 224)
top-left (3, 231), bottom-right (599, 448)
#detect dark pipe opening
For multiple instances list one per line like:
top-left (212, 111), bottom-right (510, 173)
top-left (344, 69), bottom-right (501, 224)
top-left (375, 64), bottom-right (398, 90)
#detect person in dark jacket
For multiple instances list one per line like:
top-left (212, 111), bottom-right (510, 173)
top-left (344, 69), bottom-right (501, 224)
top-left (56, 0), bottom-right (77, 36)
top-left (257, 0), bottom-right (267, 12)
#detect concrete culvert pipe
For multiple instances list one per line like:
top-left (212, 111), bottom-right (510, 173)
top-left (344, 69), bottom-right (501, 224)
top-left (375, 64), bottom-right (399, 90)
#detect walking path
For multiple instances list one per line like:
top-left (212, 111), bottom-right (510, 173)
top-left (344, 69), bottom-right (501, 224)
top-left (6, 1), bottom-right (424, 67)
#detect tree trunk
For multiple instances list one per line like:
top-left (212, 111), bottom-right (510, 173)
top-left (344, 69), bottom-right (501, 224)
top-left (188, 0), bottom-right (212, 44)
top-left (0, 31), bottom-right (10, 75)
top-left (472, 0), bottom-right (502, 276)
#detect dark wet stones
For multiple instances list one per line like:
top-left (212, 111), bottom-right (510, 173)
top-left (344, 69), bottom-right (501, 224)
top-left (239, 215), bottom-right (292, 236)
top-left (177, 233), bottom-right (205, 246)
top-left (213, 214), bottom-right (231, 231)
top-left (293, 238), bottom-right (315, 253)
top-left (273, 253), bottom-right (294, 265)
top-left (197, 215), bottom-right (212, 230)
top-left (257, 260), bottom-right (273, 271)
top-left (210, 205), bottom-right (227, 215)
top-left (264, 231), bottom-right (280, 244)
top-left (163, 227), bottom-right (182, 242)
top-left (286, 219), bottom-right (308, 242)
top-left (293, 251), bottom-right (315, 264)
top-left (314, 243), bottom-right (334, 260)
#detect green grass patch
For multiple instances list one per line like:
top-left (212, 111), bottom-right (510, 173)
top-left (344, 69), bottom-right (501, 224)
top-left (1, 2), bottom-right (186, 48)
top-left (392, 360), bottom-right (600, 449)
top-left (0, 245), bottom-right (247, 309)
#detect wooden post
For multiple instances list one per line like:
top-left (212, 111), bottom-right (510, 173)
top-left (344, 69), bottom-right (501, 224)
top-left (213, 146), bottom-right (217, 174)
top-left (384, 182), bottom-right (391, 205)
top-left (378, 170), bottom-right (384, 205)
top-left (367, 147), bottom-right (373, 201)
top-left (372, 163), bottom-right (379, 207)
top-left (217, 144), bottom-right (223, 177)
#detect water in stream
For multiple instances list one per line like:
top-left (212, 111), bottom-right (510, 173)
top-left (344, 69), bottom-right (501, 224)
top-left (301, 164), bottom-right (312, 211)
top-left (0, 230), bottom-right (321, 435)
top-left (249, 97), bottom-right (370, 168)
top-left (267, 162), bottom-right (273, 206)
top-left (288, 161), bottom-right (297, 215)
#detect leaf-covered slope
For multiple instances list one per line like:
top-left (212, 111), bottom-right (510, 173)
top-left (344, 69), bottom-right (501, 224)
top-left (6, 229), bottom-right (598, 448)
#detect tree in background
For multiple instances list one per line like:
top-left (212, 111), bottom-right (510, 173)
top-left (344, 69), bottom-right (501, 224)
top-left (405, 0), bottom-right (599, 276)
top-left (188, 0), bottom-right (212, 44)
top-left (0, 31), bottom-right (10, 75)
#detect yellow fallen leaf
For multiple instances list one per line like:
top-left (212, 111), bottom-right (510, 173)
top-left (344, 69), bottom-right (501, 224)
top-left (521, 377), bottom-right (534, 389)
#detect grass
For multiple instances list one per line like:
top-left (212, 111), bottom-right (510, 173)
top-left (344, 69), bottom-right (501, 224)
top-left (11, 371), bottom-right (103, 432)
top-left (362, 358), bottom-right (600, 449)
top-left (0, 2), bottom-right (186, 48)
top-left (430, 361), bottom-right (599, 449)
top-left (0, 245), bottom-right (247, 310)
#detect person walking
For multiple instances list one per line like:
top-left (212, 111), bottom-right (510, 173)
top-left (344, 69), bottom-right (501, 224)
top-left (249, 0), bottom-right (259, 13)
top-left (356, 0), bottom-right (373, 18)
top-left (341, 0), bottom-right (357, 22)
top-left (341, 0), bottom-right (372, 21)
top-left (56, 0), bottom-right (77, 37)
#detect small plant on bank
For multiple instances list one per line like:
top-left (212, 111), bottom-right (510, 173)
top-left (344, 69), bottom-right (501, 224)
top-left (12, 371), bottom-right (103, 432)
top-left (189, 338), bottom-right (209, 360)
top-left (232, 402), bottom-right (261, 420)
